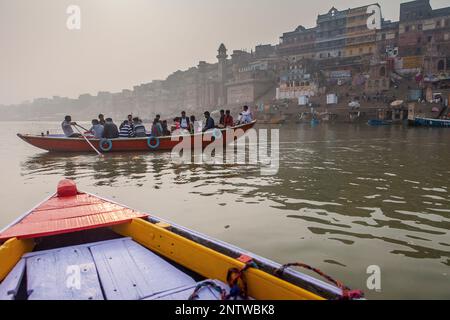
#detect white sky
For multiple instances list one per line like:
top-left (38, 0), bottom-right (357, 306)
top-left (0, 0), bottom-right (448, 105)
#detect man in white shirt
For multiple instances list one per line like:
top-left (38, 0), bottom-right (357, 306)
top-left (61, 116), bottom-right (82, 138)
top-left (241, 105), bottom-right (253, 124)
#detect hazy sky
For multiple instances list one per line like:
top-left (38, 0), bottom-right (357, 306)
top-left (1, 0), bottom-right (448, 105)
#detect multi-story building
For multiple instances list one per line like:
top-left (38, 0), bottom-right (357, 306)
top-left (278, 25), bottom-right (316, 61)
top-left (398, 0), bottom-right (450, 73)
top-left (344, 5), bottom-right (379, 58)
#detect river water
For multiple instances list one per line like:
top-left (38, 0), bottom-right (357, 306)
top-left (1, 121), bottom-right (449, 299)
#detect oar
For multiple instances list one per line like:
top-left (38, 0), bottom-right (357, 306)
top-left (73, 124), bottom-right (104, 157)
top-left (74, 124), bottom-right (90, 132)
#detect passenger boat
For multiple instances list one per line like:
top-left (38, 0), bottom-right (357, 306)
top-left (0, 180), bottom-right (363, 300)
top-left (412, 117), bottom-right (450, 128)
top-left (17, 121), bottom-right (257, 153)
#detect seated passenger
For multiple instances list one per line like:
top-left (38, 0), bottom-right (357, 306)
top-left (151, 118), bottom-right (163, 137)
top-left (133, 117), bottom-right (147, 137)
top-left (119, 120), bottom-right (133, 138)
top-left (120, 115), bottom-right (134, 130)
top-left (98, 114), bottom-right (106, 126)
top-left (202, 111), bottom-right (215, 132)
top-left (161, 120), bottom-right (171, 136)
top-left (88, 119), bottom-right (104, 139)
top-left (240, 105), bottom-right (253, 124)
top-left (61, 115), bottom-right (82, 138)
top-left (224, 110), bottom-right (234, 127)
top-left (173, 117), bottom-right (181, 131)
top-left (103, 118), bottom-right (119, 139)
top-left (189, 115), bottom-right (196, 134)
top-left (218, 110), bottom-right (225, 128)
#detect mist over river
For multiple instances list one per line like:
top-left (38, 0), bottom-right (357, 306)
top-left (1, 121), bottom-right (449, 299)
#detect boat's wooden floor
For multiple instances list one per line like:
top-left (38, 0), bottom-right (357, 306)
top-left (0, 237), bottom-right (232, 300)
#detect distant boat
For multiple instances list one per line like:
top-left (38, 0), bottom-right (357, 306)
top-left (413, 117), bottom-right (450, 128)
top-left (367, 119), bottom-right (393, 126)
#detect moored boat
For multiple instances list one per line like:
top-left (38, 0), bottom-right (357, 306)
top-left (367, 119), bottom-right (393, 126)
top-left (412, 117), bottom-right (450, 128)
top-left (0, 180), bottom-right (363, 300)
top-left (17, 121), bottom-right (257, 153)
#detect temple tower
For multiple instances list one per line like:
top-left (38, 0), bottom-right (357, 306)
top-left (217, 43), bottom-right (228, 107)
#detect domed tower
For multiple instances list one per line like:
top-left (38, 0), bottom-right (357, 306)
top-left (217, 43), bottom-right (228, 107)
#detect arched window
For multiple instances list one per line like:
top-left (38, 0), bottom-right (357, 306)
top-left (438, 60), bottom-right (445, 71)
top-left (379, 66), bottom-right (386, 77)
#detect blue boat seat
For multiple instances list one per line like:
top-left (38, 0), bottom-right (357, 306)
top-left (0, 259), bottom-right (26, 300)
top-left (5, 238), bottom-right (199, 300)
top-left (26, 246), bottom-right (104, 300)
top-left (89, 238), bottom-right (196, 300)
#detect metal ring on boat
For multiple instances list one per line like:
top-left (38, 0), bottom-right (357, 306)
top-left (212, 128), bottom-right (222, 139)
top-left (99, 139), bottom-right (113, 152)
top-left (147, 136), bottom-right (160, 149)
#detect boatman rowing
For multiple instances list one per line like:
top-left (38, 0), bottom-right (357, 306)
top-left (62, 116), bottom-right (82, 138)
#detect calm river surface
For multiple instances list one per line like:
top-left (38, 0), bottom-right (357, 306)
top-left (1, 121), bottom-right (449, 299)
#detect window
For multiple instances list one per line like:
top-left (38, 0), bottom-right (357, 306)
top-left (379, 66), bottom-right (386, 77)
top-left (382, 33), bottom-right (386, 40)
top-left (418, 24), bottom-right (422, 30)
top-left (405, 26), bottom-right (410, 32)
top-left (436, 20), bottom-right (441, 28)
top-left (417, 37), bottom-right (421, 44)
top-left (428, 36), bottom-right (433, 43)
top-left (438, 60), bottom-right (445, 71)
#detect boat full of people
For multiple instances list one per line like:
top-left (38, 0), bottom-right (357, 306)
top-left (17, 107), bottom-right (256, 153)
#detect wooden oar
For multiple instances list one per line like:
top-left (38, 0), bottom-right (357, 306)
top-left (74, 124), bottom-right (90, 132)
top-left (73, 125), bottom-right (104, 157)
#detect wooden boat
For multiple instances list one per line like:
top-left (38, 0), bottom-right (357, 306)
top-left (367, 119), bottom-right (393, 126)
top-left (0, 180), bottom-right (363, 300)
top-left (17, 121), bottom-right (257, 153)
top-left (413, 117), bottom-right (450, 128)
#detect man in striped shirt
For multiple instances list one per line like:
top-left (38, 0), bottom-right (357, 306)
top-left (119, 120), bottom-right (133, 138)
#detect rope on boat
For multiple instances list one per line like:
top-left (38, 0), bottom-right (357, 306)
top-left (225, 259), bottom-right (258, 300)
top-left (188, 281), bottom-right (227, 300)
top-left (274, 262), bottom-right (364, 300)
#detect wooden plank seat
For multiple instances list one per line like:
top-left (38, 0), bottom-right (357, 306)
top-left (90, 238), bottom-right (196, 300)
top-left (0, 259), bottom-right (26, 300)
top-left (26, 246), bottom-right (104, 300)
top-left (2, 237), bottom-right (200, 300)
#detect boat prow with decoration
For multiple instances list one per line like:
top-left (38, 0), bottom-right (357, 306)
top-left (0, 180), bottom-right (363, 300)
top-left (17, 121), bottom-right (257, 153)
